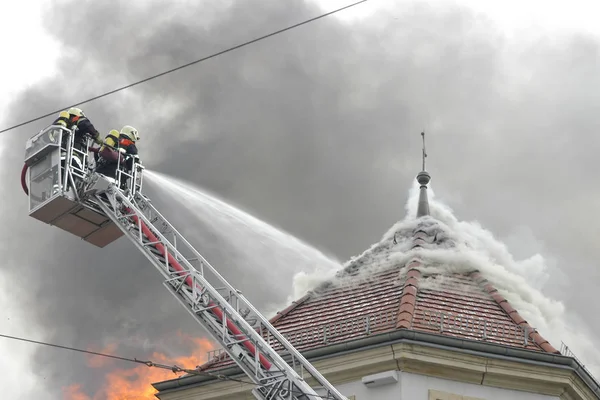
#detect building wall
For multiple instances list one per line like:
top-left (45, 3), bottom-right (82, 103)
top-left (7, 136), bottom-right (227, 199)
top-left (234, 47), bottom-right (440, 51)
top-left (335, 370), bottom-right (560, 400)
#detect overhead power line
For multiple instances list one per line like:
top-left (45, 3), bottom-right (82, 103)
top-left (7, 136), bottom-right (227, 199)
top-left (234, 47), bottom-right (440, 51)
top-left (0, 0), bottom-right (368, 135)
top-left (0, 332), bottom-right (338, 399)
top-left (0, 332), bottom-right (251, 385)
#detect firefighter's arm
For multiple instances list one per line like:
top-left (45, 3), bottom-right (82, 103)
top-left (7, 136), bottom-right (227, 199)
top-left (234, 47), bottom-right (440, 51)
top-left (78, 119), bottom-right (103, 144)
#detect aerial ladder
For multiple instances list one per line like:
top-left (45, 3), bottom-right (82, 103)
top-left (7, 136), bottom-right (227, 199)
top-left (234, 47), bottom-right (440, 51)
top-left (21, 125), bottom-right (348, 400)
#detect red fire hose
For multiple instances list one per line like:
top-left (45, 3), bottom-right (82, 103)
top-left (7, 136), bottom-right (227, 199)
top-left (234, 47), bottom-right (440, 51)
top-left (21, 164), bottom-right (29, 195)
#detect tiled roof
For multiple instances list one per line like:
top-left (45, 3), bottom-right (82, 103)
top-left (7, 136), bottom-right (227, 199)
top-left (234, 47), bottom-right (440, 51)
top-left (409, 271), bottom-right (551, 351)
top-left (198, 265), bottom-right (402, 371)
top-left (198, 216), bottom-right (559, 373)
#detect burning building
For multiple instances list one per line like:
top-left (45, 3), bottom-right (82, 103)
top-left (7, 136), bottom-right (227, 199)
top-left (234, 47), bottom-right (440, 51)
top-left (150, 163), bottom-right (599, 400)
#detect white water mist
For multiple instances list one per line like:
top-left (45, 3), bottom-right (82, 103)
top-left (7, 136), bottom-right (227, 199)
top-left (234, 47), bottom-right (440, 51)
top-left (143, 170), bottom-right (341, 314)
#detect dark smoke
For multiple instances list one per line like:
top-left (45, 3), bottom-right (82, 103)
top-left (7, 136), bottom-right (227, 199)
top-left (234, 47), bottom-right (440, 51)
top-left (2, 0), bottom-right (600, 398)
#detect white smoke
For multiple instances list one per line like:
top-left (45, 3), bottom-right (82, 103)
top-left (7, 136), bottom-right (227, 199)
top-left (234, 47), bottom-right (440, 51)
top-left (296, 179), bottom-right (600, 377)
top-left (0, 137), bottom-right (55, 399)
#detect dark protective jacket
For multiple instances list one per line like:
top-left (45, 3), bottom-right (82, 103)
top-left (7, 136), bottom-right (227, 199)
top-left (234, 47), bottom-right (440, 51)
top-left (53, 110), bottom-right (101, 149)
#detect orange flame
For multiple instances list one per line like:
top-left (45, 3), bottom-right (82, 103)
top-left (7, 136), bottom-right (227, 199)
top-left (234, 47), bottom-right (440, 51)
top-left (85, 343), bottom-right (119, 368)
top-left (63, 332), bottom-right (215, 400)
top-left (63, 384), bottom-right (91, 400)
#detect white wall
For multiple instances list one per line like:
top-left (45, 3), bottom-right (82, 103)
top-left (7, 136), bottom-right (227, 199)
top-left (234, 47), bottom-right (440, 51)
top-left (333, 370), bottom-right (560, 400)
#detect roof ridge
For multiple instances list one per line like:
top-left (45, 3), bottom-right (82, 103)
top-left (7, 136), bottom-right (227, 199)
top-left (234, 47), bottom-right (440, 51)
top-left (470, 271), bottom-right (559, 354)
top-left (395, 227), bottom-right (432, 329)
top-left (396, 259), bottom-right (421, 329)
top-left (269, 293), bottom-right (312, 325)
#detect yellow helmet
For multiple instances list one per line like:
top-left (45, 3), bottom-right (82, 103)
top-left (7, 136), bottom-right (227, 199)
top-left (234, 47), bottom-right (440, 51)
top-left (67, 107), bottom-right (85, 117)
top-left (120, 125), bottom-right (140, 142)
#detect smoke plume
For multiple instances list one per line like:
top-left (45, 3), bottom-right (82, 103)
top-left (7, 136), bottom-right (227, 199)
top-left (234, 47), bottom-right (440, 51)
top-left (1, 0), bottom-right (600, 398)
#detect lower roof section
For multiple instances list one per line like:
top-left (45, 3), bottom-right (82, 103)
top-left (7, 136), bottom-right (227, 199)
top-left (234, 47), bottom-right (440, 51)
top-left (152, 328), bottom-right (600, 399)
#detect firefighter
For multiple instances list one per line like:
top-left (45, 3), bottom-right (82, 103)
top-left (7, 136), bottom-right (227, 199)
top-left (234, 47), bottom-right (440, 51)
top-left (53, 107), bottom-right (103, 150)
top-left (51, 107), bottom-right (102, 194)
top-left (95, 125), bottom-right (140, 189)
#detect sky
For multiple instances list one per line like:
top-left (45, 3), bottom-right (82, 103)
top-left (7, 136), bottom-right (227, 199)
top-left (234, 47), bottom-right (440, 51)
top-left (1, 0), bottom-right (600, 398)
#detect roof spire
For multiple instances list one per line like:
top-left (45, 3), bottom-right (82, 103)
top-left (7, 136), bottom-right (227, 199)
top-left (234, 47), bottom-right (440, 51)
top-left (422, 130), bottom-right (427, 171)
top-left (416, 131), bottom-right (431, 218)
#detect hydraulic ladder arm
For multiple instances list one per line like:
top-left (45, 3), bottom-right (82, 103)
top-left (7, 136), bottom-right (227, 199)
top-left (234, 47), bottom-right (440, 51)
top-left (22, 125), bottom-right (348, 400)
top-left (94, 188), bottom-right (348, 400)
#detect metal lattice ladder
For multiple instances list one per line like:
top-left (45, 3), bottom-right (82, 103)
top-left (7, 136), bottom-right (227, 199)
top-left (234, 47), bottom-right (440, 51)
top-left (92, 185), bottom-right (347, 400)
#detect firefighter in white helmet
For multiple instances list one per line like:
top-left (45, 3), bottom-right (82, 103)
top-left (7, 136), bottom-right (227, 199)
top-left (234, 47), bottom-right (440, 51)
top-left (95, 125), bottom-right (141, 187)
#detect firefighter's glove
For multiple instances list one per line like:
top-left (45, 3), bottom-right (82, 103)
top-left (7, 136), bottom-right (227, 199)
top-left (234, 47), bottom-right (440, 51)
top-left (118, 148), bottom-right (126, 154)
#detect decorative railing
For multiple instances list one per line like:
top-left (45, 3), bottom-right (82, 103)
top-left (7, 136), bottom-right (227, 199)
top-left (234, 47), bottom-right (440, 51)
top-left (207, 309), bottom-right (396, 361)
top-left (420, 310), bottom-right (531, 345)
top-left (560, 341), bottom-right (599, 382)
top-left (282, 309), bottom-right (396, 347)
top-left (205, 311), bottom-right (600, 391)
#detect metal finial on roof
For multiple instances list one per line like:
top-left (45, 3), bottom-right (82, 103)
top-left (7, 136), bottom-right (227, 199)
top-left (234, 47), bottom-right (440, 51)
top-left (421, 131), bottom-right (427, 171)
top-left (416, 131), bottom-right (431, 218)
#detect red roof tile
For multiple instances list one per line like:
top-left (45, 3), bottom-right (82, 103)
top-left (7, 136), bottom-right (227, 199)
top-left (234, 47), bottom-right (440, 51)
top-left (198, 219), bottom-right (559, 373)
top-left (410, 271), bottom-right (545, 351)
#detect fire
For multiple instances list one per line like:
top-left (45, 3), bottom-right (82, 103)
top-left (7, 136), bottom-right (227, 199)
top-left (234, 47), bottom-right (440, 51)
top-left (86, 343), bottom-right (119, 368)
top-left (63, 332), bottom-right (216, 400)
top-left (63, 385), bottom-right (91, 400)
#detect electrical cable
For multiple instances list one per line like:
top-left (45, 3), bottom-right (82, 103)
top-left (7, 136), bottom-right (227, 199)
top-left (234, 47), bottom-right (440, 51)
top-left (0, 332), bottom-right (253, 384)
top-left (0, 0), bottom-right (368, 135)
top-left (0, 332), bottom-right (342, 399)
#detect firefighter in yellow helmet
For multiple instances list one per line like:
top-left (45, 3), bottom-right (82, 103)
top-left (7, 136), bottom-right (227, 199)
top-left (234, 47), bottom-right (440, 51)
top-left (95, 125), bottom-right (140, 186)
top-left (102, 125), bottom-right (139, 155)
top-left (53, 107), bottom-right (102, 150)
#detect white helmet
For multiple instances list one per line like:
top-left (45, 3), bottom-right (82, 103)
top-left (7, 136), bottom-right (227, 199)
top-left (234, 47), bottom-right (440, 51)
top-left (120, 125), bottom-right (140, 142)
top-left (67, 107), bottom-right (85, 117)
